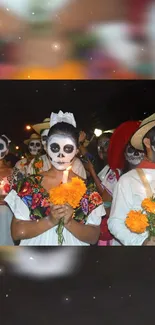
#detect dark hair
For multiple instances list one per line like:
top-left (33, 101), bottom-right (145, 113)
top-left (142, 126), bottom-right (155, 153)
top-left (48, 122), bottom-right (79, 146)
top-left (98, 133), bottom-right (112, 143)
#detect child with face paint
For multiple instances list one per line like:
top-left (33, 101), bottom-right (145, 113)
top-left (0, 135), bottom-right (14, 245)
top-left (5, 111), bottom-right (105, 246)
top-left (32, 118), bottom-right (87, 178)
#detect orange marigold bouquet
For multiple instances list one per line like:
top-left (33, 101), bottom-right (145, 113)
top-left (49, 177), bottom-right (87, 245)
top-left (125, 196), bottom-right (155, 236)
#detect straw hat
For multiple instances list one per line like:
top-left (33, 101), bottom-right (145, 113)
top-left (24, 133), bottom-right (41, 145)
top-left (131, 113), bottom-right (155, 151)
top-left (32, 118), bottom-right (50, 135)
top-left (108, 120), bottom-right (140, 170)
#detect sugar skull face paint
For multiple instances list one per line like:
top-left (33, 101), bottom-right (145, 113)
top-left (125, 143), bottom-right (144, 166)
top-left (47, 134), bottom-right (77, 170)
top-left (0, 136), bottom-right (9, 160)
top-left (41, 129), bottom-right (49, 151)
top-left (28, 140), bottom-right (42, 156)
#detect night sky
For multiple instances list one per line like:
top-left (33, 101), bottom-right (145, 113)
top-left (0, 80), bottom-right (155, 146)
top-left (1, 247), bottom-right (155, 325)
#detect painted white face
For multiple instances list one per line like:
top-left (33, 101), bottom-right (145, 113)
top-left (0, 137), bottom-right (9, 160)
top-left (47, 134), bottom-right (77, 170)
top-left (28, 140), bottom-right (42, 156)
top-left (41, 129), bottom-right (49, 151)
top-left (125, 144), bottom-right (144, 166)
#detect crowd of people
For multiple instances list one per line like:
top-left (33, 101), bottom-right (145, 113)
top-left (0, 111), bottom-right (155, 246)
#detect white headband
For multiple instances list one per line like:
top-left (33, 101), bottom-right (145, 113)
top-left (1, 134), bottom-right (11, 144)
top-left (50, 111), bottom-right (76, 128)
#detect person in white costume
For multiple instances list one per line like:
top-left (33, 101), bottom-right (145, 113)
top-left (32, 117), bottom-right (87, 179)
top-left (5, 111), bottom-right (105, 246)
top-left (108, 113), bottom-right (155, 246)
top-left (13, 133), bottom-right (43, 178)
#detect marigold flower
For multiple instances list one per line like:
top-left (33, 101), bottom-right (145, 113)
top-left (125, 210), bottom-right (149, 233)
top-left (35, 161), bottom-right (43, 169)
top-left (49, 177), bottom-right (87, 208)
top-left (141, 198), bottom-right (155, 214)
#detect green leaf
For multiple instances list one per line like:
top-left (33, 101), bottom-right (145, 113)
top-left (33, 207), bottom-right (43, 218)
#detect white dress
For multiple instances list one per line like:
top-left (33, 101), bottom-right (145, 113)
top-left (5, 189), bottom-right (105, 246)
top-left (108, 168), bottom-right (155, 246)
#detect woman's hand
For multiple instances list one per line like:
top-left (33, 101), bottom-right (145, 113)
top-left (63, 204), bottom-right (74, 225)
top-left (50, 205), bottom-right (65, 226)
top-left (50, 204), bottom-right (74, 226)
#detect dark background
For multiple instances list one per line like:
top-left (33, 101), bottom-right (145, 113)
top-left (0, 80), bottom-right (154, 145)
top-left (1, 247), bottom-right (155, 325)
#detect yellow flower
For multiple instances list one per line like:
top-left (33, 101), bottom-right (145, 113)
top-left (125, 210), bottom-right (149, 233)
top-left (141, 198), bottom-right (155, 214)
top-left (49, 177), bottom-right (87, 208)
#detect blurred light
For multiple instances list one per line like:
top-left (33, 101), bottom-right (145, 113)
top-left (4, 247), bottom-right (83, 279)
top-left (103, 129), bottom-right (115, 133)
top-left (94, 129), bottom-right (102, 137)
top-left (26, 125), bottom-right (31, 130)
top-left (21, 156), bottom-right (24, 159)
top-left (15, 146), bottom-right (19, 150)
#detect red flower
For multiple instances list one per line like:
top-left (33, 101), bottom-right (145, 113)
top-left (89, 192), bottom-right (103, 206)
top-left (45, 207), bottom-right (51, 216)
top-left (31, 193), bottom-right (42, 209)
top-left (3, 183), bottom-right (10, 193)
top-left (89, 203), bottom-right (95, 213)
top-left (18, 182), bottom-right (32, 197)
top-left (41, 198), bottom-right (50, 208)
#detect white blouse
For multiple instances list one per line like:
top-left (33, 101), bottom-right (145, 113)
top-left (108, 168), bottom-right (155, 246)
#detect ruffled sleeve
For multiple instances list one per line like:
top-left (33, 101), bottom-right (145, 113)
top-left (5, 189), bottom-right (30, 221)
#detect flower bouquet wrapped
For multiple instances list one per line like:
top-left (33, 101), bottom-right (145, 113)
top-left (125, 196), bottom-right (155, 237)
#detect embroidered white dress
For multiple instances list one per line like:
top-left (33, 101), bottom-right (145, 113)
top-left (5, 189), bottom-right (105, 246)
top-left (108, 168), bottom-right (155, 246)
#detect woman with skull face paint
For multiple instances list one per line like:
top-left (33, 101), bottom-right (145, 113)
top-left (5, 112), bottom-right (105, 246)
top-left (32, 118), bottom-right (87, 179)
top-left (0, 135), bottom-right (14, 245)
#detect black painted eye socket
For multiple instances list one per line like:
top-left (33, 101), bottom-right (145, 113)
top-left (30, 142), bottom-right (34, 147)
top-left (42, 136), bottom-right (47, 142)
top-left (50, 143), bottom-right (60, 153)
top-left (36, 143), bottom-right (41, 147)
top-left (0, 143), bottom-right (4, 150)
top-left (127, 146), bottom-right (134, 154)
top-left (64, 144), bottom-right (74, 154)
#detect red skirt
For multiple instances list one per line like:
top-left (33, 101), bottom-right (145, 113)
top-left (99, 216), bottom-right (113, 241)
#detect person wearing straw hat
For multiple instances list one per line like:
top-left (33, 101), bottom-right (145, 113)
top-left (13, 133), bottom-right (43, 178)
top-left (108, 113), bottom-right (155, 246)
top-left (32, 117), bottom-right (87, 179)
